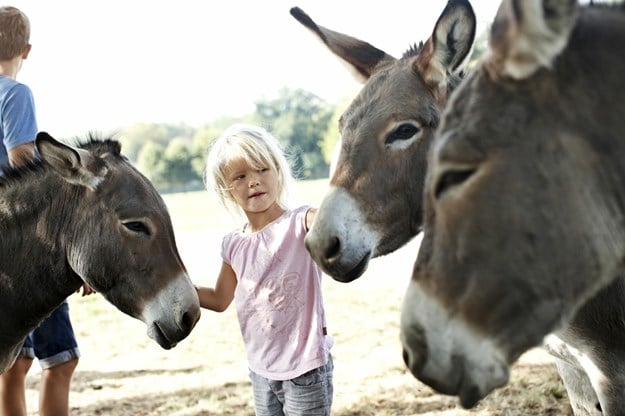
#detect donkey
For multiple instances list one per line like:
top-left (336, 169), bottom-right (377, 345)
top-left (291, 2), bottom-right (616, 414)
top-left (291, 0), bottom-right (476, 283)
top-left (0, 132), bottom-right (201, 373)
top-left (402, 1), bottom-right (625, 414)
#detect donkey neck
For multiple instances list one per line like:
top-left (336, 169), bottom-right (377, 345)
top-left (0, 168), bottom-right (87, 372)
top-left (0, 169), bottom-right (85, 325)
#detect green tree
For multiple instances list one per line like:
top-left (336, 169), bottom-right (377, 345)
top-left (162, 139), bottom-right (201, 188)
top-left (321, 96), bottom-right (352, 166)
top-left (190, 126), bottom-right (218, 182)
top-left (190, 116), bottom-right (251, 180)
top-left (254, 88), bottom-right (333, 179)
top-left (136, 141), bottom-right (167, 186)
top-left (118, 122), bottom-right (194, 162)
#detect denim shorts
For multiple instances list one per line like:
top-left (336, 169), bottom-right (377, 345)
top-left (20, 300), bottom-right (80, 370)
top-left (249, 355), bottom-right (333, 416)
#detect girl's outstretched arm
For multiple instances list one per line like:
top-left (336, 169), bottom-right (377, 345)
top-left (196, 261), bottom-right (237, 312)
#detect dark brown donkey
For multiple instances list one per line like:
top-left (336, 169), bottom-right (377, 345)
top-left (292, 2), bottom-right (616, 415)
top-left (403, 1), bottom-right (625, 414)
top-left (292, 0), bottom-right (475, 283)
top-left (0, 132), bottom-right (201, 373)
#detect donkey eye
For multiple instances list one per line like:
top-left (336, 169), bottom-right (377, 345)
top-left (434, 168), bottom-right (476, 199)
top-left (123, 221), bottom-right (151, 236)
top-left (385, 122), bottom-right (422, 145)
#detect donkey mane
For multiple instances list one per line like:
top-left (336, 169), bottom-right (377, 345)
top-left (0, 159), bottom-right (45, 186)
top-left (0, 159), bottom-right (44, 187)
top-left (0, 132), bottom-right (123, 187)
top-left (401, 40), bottom-right (466, 92)
top-left (402, 41), bottom-right (425, 59)
top-left (76, 132), bottom-right (122, 157)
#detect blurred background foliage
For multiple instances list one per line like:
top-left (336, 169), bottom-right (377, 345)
top-left (122, 87), bottom-right (344, 192)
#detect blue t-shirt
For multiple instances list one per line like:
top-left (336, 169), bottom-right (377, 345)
top-left (0, 74), bottom-right (38, 173)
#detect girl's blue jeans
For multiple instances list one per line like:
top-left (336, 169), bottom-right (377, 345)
top-left (249, 355), bottom-right (333, 416)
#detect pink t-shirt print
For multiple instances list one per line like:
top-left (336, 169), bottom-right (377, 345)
top-left (243, 272), bottom-right (306, 340)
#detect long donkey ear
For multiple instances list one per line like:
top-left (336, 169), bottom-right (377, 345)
top-left (488, 0), bottom-right (578, 79)
top-left (36, 132), bottom-right (108, 191)
top-left (416, 0), bottom-right (476, 90)
top-left (290, 7), bottom-right (395, 82)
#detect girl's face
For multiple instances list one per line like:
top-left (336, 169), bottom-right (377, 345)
top-left (224, 156), bottom-right (280, 214)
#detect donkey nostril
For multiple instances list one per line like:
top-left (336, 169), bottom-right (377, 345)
top-left (324, 236), bottom-right (341, 261)
top-left (402, 349), bottom-right (411, 367)
top-left (180, 311), bottom-right (195, 333)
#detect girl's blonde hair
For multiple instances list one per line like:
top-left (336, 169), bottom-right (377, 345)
top-left (0, 6), bottom-right (30, 61)
top-left (205, 124), bottom-right (294, 213)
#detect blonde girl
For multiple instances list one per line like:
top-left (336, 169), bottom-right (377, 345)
top-left (196, 124), bottom-right (333, 416)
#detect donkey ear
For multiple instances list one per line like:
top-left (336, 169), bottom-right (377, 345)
top-left (290, 7), bottom-right (395, 82)
top-left (36, 132), bottom-right (108, 191)
top-left (487, 0), bottom-right (578, 79)
top-left (415, 0), bottom-right (476, 88)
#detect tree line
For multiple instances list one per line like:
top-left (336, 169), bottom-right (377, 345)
top-left (118, 36), bottom-right (490, 194)
top-left (117, 87), bottom-right (344, 193)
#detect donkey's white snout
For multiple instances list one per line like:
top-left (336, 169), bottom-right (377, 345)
top-left (306, 187), bottom-right (378, 282)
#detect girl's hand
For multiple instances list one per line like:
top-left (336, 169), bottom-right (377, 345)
top-left (305, 207), bottom-right (317, 232)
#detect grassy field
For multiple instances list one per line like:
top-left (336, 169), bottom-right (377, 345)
top-left (24, 180), bottom-right (573, 415)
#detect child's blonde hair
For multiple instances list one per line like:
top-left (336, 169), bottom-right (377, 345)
top-left (0, 6), bottom-right (30, 61)
top-left (205, 124), bottom-right (294, 214)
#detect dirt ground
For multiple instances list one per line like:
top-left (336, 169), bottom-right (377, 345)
top-left (24, 235), bottom-right (573, 416)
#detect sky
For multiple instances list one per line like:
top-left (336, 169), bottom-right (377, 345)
top-left (8, 1), bottom-right (505, 139)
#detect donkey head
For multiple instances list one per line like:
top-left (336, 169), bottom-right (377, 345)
top-left (37, 132), bottom-right (200, 349)
top-left (292, 0), bottom-right (476, 282)
top-left (402, 0), bottom-right (625, 407)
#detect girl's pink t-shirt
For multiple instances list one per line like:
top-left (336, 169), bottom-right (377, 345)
top-left (221, 205), bottom-right (333, 380)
